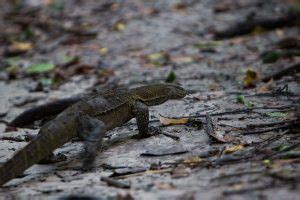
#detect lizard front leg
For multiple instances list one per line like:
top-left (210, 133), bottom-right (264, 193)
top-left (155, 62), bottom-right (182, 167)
top-left (77, 113), bottom-right (106, 170)
top-left (133, 101), bottom-right (161, 138)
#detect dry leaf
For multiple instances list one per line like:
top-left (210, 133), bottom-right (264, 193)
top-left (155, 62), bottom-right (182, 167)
top-left (173, 3), bottom-right (187, 11)
top-left (257, 78), bottom-right (273, 93)
top-left (114, 22), bottom-right (125, 31)
top-left (224, 144), bottom-right (244, 154)
top-left (252, 26), bottom-right (266, 35)
top-left (146, 52), bottom-right (170, 66)
top-left (155, 182), bottom-right (176, 190)
top-left (243, 68), bottom-right (260, 88)
top-left (160, 115), bottom-right (189, 125)
top-left (183, 156), bottom-right (202, 167)
top-left (171, 56), bottom-right (193, 64)
top-left (11, 42), bottom-right (33, 51)
top-left (99, 47), bottom-right (108, 55)
top-left (172, 164), bottom-right (191, 178)
top-left (275, 29), bottom-right (285, 38)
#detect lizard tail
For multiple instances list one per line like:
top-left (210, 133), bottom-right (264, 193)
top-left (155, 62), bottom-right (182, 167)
top-left (0, 132), bottom-right (61, 186)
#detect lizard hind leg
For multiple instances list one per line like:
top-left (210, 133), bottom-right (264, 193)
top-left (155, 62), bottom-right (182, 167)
top-left (24, 133), bottom-right (67, 164)
top-left (77, 113), bottom-right (106, 171)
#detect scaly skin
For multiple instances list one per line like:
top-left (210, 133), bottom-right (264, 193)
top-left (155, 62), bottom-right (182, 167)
top-left (0, 83), bottom-right (186, 186)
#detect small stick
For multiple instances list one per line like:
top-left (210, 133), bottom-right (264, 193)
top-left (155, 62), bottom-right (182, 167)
top-left (223, 183), bottom-right (274, 195)
top-left (0, 136), bottom-right (26, 142)
top-left (162, 133), bottom-right (180, 140)
top-left (211, 170), bottom-right (263, 181)
top-left (100, 177), bottom-right (130, 189)
top-left (263, 143), bottom-right (300, 160)
top-left (242, 123), bottom-right (297, 135)
top-left (153, 105), bottom-right (298, 121)
top-left (261, 62), bottom-right (300, 82)
top-left (246, 119), bottom-right (297, 128)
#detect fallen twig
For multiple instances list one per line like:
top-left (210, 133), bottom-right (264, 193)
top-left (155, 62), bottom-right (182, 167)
top-left (168, 105), bottom-right (298, 119)
top-left (246, 119), bottom-right (297, 128)
top-left (242, 123), bottom-right (298, 135)
top-left (222, 183), bottom-right (274, 195)
top-left (0, 136), bottom-right (26, 142)
top-left (265, 143), bottom-right (300, 160)
top-left (101, 176), bottom-right (130, 189)
top-left (210, 170), bottom-right (263, 181)
top-left (261, 62), bottom-right (300, 82)
top-left (214, 11), bottom-right (300, 39)
top-left (140, 147), bottom-right (188, 157)
top-left (162, 133), bottom-right (180, 140)
top-left (112, 168), bottom-right (173, 179)
top-left (253, 130), bottom-right (289, 151)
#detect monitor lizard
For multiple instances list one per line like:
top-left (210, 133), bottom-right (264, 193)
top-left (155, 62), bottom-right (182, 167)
top-left (0, 83), bottom-right (186, 186)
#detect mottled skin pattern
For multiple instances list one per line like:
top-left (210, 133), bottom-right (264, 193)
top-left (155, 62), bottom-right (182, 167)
top-left (0, 83), bottom-right (186, 186)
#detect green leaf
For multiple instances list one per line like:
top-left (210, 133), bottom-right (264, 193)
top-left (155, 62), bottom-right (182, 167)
top-left (62, 55), bottom-right (80, 65)
top-left (266, 112), bottom-right (288, 118)
top-left (290, 3), bottom-right (300, 13)
top-left (40, 78), bottom-right (53, 86)
top-left (236, 95), bottom-right (245, 103)
top-left (26, 63), bottom-right (55, 74)
top-left (262, 52), bottom-right (280, 64)
top-left (5, 57), bottom-right (21, 67)
top-left (245, 100), bottom-right (254, 108)
top-left (49, 2), bottom-right (65, 11)
top-left (236, 95), bottom-right (254, 108)
top-left (5, 65), bottom-right (20, 74)
top-left (4, 57), bottom-right (22, 74)
top-left (19, 27), bottom-right (33, 41)
top-left (165, 71), bottom-right (176, 83)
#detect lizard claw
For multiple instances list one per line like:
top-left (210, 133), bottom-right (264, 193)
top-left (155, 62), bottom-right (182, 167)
top-left (82, 158), bottom-right (94, 171)
top-left (39, 153), bottom-right (67, 164)
top-left (134, 126), bottom-right (162, 139)
top-left (148, 126), bottom-right (162, 136)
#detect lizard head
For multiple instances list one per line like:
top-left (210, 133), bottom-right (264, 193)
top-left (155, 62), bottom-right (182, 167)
top-left (164, 83), bottom-right (187, 99)
top-left (133, 83), bottom-right (186, 106)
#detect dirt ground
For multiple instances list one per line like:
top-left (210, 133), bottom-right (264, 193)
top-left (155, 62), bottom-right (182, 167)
top-left (0, 0), bottom-right (299, 199)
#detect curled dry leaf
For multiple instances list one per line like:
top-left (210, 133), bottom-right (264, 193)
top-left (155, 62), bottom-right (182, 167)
top-left (206, 113), bottom-right (235, 143)
top-left (257, 78), bottom-right (273, 93)
top-left (160, 115), bottom-right (189, 126)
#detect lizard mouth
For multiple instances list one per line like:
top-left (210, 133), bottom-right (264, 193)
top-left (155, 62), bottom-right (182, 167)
top-left (169, 85), bottom-right (187, 99)
top-left (176, 89), bottom-right (187, 98)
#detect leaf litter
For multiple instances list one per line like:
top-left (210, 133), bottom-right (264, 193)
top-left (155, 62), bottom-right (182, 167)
top-left (0, 0), bottom-right (299, 199)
